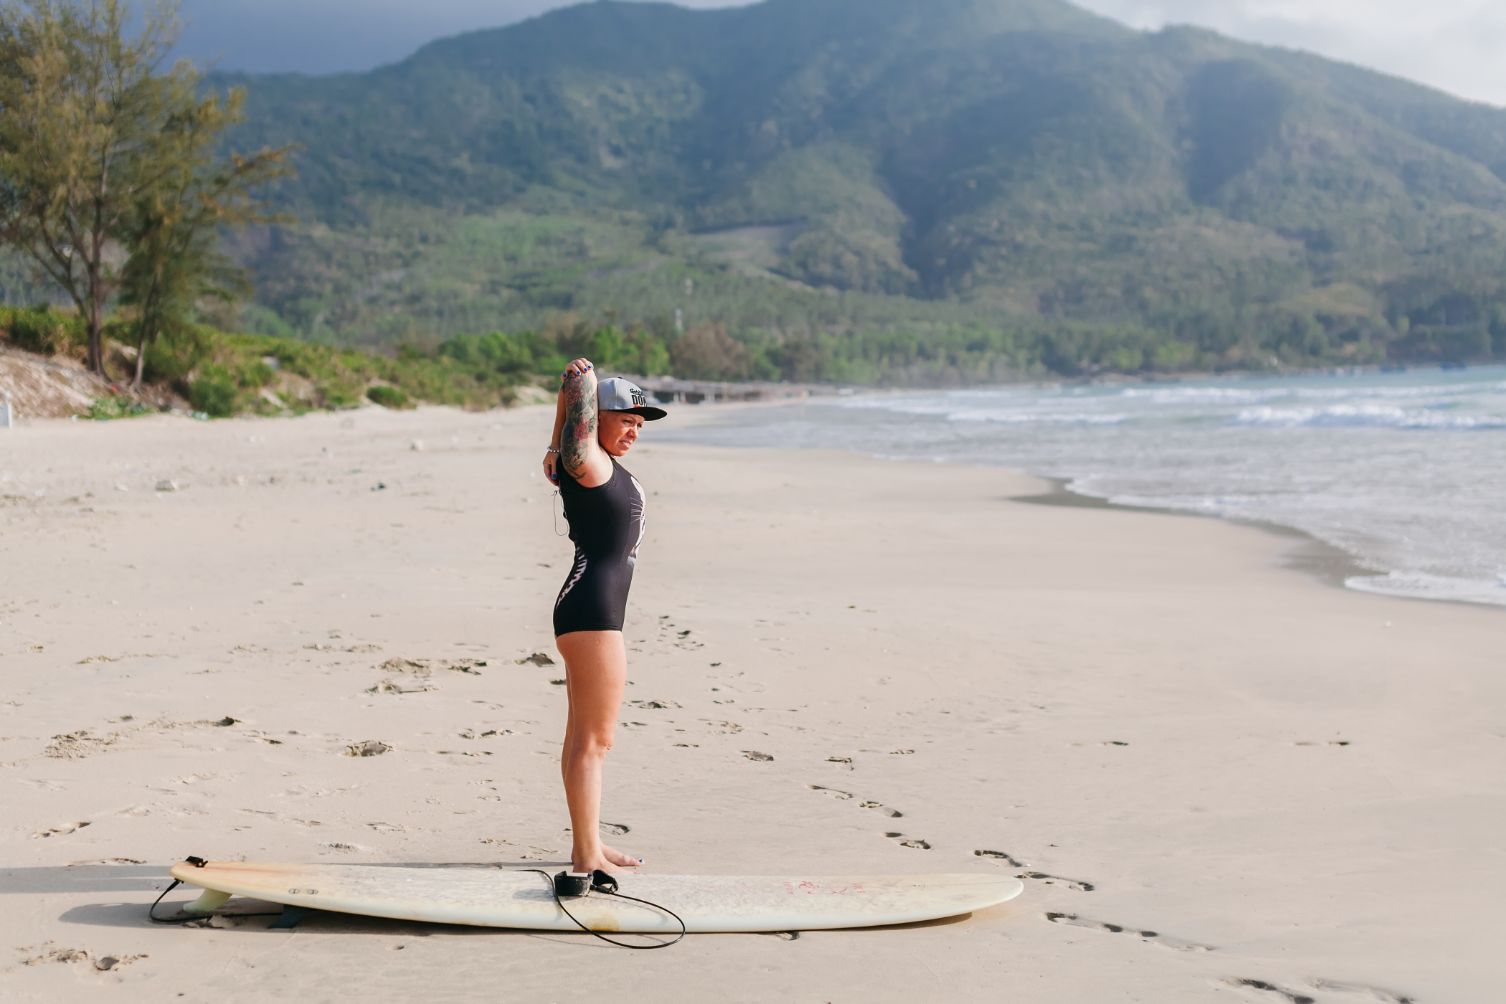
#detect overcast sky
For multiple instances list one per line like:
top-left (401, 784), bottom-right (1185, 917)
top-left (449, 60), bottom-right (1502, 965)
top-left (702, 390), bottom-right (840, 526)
top-left (172, 0), bottom-right (1506, 108)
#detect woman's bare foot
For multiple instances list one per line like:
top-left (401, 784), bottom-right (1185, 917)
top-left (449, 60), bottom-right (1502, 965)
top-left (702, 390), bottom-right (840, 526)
top-left (602, 844), bottom-right (642, 868)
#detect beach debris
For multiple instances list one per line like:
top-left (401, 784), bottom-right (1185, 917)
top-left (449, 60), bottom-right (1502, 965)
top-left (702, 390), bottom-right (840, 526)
top-left (517, 651), bottom-right (556, 666)
top-left (371, 482), bottom-right (387, 492)
top-left (628, 699), bottom-right (680, 710)
top-left (549, 678), bottom-right (566, 685)
top-left (742, 750), bottom-right (774, 762)
top-left (345, 740), bottom-right (391, 757)
top-left (212, 716), bottom-right (239, 727)
top-left (410, 439), bottom-right (424, 451)
top-left (154, 479), bottom-right (180, 492)
top-left (826, 756), bottom-right (853, 767)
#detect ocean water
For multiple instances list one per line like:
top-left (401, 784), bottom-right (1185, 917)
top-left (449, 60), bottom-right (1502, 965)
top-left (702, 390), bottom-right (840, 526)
top-left (660, 366), bottom-right (1506, 608)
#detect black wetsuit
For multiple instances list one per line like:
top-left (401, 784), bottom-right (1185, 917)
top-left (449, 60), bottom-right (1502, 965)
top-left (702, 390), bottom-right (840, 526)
top-left (553, 458), bottom-right (646, 636)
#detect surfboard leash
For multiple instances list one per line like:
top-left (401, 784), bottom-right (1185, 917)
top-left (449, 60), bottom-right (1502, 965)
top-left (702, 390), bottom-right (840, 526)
top-left (147, 857), bottom-right (281, 925)
top-left (526, 869), bottom-right (686, 949)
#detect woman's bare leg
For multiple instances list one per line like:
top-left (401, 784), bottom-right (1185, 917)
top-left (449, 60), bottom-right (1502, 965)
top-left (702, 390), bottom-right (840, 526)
top-left (556, 630), bottom-right (639, 871)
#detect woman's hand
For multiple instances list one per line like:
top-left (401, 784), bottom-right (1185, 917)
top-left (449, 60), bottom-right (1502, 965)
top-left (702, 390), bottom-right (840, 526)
top-left (542, 448), bottom-right (559, 486)
top-left (562, 357), bottom-right (594, 382)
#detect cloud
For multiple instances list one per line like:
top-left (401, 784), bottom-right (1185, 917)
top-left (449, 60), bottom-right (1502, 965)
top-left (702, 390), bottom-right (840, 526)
top-left (1076, 0), bottom-right (1506, 106)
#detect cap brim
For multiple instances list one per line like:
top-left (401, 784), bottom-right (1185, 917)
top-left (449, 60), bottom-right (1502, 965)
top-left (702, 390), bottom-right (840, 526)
top-left (629, 406), bottom-right (668, 421)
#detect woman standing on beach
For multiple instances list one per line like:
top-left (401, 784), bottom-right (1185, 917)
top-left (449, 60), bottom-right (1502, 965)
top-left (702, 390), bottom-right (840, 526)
top-left (543, 358), bottom-right (666, 875)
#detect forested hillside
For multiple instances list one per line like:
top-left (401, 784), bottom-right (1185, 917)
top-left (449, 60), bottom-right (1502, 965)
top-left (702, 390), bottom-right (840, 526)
top-left (197, 0), bottom-right (1506, 377)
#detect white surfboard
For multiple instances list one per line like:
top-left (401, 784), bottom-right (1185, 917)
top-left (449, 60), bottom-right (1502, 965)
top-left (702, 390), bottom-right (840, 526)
top-left (169, 860), bottom-right (1023, 933)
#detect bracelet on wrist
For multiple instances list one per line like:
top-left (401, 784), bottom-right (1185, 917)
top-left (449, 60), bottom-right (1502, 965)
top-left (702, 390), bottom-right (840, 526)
top-left (545, 447), bottom-right (560, 454)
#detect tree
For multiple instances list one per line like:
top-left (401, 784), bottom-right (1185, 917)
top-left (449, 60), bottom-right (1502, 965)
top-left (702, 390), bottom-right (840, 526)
top-left (120, 81), bottom-right (291, 387)
top-left (0, 0), bottom-right (290, 378)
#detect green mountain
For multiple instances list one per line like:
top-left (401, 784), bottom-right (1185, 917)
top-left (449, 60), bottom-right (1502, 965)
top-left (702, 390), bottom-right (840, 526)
top-left (214, 0), bottom-right (1506, 374)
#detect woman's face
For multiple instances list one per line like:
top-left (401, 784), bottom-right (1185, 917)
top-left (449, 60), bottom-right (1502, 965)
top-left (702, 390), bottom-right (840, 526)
top-left (598, 411), bottom-right (645, 457)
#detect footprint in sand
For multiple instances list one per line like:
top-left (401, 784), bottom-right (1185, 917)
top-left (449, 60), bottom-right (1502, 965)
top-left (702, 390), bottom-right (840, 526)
top-left (975, 848), bottom-right (1027, 867)
top-left (1223, 977), bottom-right (1415, 1004)
top-left (880, 832), bottom-right (931, 849)
top-left (1047, 912), bottom-right (1213, 952)
top-left (1223, 979), bottom-right (1317, 1004)
top-left (1020, 871), bottom-right (1095, 892)
top-left (807, 785), bottom-right (903, 817)
top-left (656, 617), bottom-right (705, 651)
top-left (743, 750), bottom-right (774, 761)
top-left (33, 820), bottom-right (92, 839)
top-left (240, 809), bottom-right (323, 828)
top-left (600, 821), bottom-right (630, 836)
top-left (20, 945), bottom-right (146, 971)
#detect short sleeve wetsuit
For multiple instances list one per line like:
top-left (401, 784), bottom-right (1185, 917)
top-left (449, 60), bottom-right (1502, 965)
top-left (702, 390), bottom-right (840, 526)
top-left (553, 458), bottom-right (647, 636)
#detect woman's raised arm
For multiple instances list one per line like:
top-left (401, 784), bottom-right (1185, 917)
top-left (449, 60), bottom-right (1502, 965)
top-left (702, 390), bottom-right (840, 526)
top-left (557, 358), bottom-right (612, 487)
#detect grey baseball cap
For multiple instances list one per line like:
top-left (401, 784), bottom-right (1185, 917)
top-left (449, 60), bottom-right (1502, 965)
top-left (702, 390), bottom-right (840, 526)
top-left (597, 377), bottom-right (667, 421)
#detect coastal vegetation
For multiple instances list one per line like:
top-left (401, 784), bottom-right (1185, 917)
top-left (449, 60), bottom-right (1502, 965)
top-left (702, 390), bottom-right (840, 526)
top-left (0, 0), bottom-right (290, 381)
top-left (204, 0), bottom-right (1506, 377)
top-left (4, 0), bottom-right (1506, 417)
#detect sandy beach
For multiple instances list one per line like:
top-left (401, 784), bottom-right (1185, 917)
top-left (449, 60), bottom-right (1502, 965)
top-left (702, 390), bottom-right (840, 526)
top-left (1, 404), bottom-right (1501, 1002)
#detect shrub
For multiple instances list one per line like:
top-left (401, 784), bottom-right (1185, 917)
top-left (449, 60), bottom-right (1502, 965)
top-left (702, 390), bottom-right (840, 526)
top-left (142, 325), bottom-right (211, 388)
top-left (188, 365), bottom-right (241, 417)
top-left (366, 385), bottom-right (410, 409)
top-left (4, 305), bottom-right (78, 355)
top-left (87, 395), bottom-right (150, 420)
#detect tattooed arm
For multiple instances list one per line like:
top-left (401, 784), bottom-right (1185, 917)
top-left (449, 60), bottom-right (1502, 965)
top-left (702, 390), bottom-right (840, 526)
top-left (557, 357), bottom-right (612, 488)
